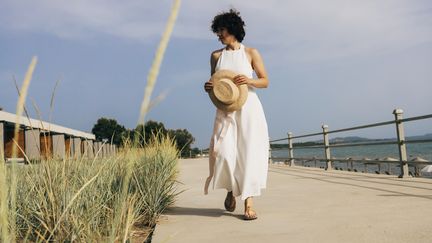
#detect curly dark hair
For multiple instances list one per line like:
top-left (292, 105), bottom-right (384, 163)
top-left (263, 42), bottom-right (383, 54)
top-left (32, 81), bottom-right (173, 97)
top-left (211, 9), bottom-right (246, 42)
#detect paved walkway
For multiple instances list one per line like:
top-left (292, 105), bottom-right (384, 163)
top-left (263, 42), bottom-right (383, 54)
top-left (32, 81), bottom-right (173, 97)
top-left (152, 158), bottom-right (432, 243)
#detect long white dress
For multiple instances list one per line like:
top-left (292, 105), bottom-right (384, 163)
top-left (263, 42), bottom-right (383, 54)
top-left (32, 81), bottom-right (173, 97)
top-left (204, 43), bottom-right (269, 201)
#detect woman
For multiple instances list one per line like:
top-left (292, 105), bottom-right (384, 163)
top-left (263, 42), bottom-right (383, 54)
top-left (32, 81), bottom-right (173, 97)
top-left (203, 9), bottom-right (270, 220)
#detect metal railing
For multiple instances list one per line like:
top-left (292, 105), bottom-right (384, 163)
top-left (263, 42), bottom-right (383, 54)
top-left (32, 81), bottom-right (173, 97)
top-left (269, 108), bottom-right (432, 178)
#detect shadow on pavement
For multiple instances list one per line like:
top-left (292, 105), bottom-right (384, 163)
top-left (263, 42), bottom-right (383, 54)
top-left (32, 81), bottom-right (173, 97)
top-left (163, 206), bottom-right (247, 220)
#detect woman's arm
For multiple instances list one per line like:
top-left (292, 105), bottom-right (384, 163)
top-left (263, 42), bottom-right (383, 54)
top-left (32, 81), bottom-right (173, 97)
top-left (250, 48), bottom-right (269, 88)
top-left (204, 51), bottom-right (221, 92)
top-left (210, 51), bottom-right (218, 75)
top-left (233, 48), bottom-right (269, 88)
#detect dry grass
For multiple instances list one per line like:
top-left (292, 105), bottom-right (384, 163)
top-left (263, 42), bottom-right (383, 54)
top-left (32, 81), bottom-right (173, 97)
top-left (10, 135), bottom-right (179, 242)
top-left (1, 0), bottom-right (182, 241)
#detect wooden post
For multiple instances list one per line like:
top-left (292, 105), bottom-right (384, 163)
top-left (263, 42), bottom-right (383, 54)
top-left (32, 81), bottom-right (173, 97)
top-left (40, 131), bottom-right (53, 160)
top-left (25, 128), bottom-right (41, 161)
top-left (393, 109), bottom-right (409, 178)
top-left (93, 142), bottom-right (100, 157)
top-left (82, 139), bottom-right (88, 158)
top-left (73, 137), bottom-right (81, 159)
top-left (322, 125), bottom-right (332, 170)
top-left (65, 136), bottom-right (72, 158)
top-left (87, 140), bottom-right (94, 158)
top-left (52, 134), bottom-right (66, 160)
top-left (80, 139), bottom-right (86, 157)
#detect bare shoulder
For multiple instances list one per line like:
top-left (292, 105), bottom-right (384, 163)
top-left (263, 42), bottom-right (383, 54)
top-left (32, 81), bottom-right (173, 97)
top-left (211, 48), bottom-right (224, 61)
top-left (244, 46), bottom-right (260, 57)
top-left (244, 46), bottom-right (262, 65)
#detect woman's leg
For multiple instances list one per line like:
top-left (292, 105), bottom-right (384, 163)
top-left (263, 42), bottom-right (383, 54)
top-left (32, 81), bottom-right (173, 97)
top-left (244, 197), bottom-right (257, 220)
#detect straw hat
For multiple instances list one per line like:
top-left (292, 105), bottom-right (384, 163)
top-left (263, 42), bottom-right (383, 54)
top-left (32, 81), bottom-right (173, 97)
top-left (208, 70), bottom-right (248, 112)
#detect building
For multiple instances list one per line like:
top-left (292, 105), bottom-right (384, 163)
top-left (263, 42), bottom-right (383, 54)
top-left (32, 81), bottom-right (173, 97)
top-left (0, 110), bottom-right (116, 162)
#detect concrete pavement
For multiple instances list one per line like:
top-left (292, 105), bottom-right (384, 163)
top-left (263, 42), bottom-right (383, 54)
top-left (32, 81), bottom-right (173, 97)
top-left (152, 158), bottom-right (432, 243)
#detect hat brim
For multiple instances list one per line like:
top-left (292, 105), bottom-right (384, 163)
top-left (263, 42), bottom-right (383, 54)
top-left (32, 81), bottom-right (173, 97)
top-left (209, 70), bottom-right (248, 112)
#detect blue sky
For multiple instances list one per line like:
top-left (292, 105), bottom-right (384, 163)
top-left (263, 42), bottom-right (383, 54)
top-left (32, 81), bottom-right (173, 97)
top-left (1, 0), bottom-right (431, 148)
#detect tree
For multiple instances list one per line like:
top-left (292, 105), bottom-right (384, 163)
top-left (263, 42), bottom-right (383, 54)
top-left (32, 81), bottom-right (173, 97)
top-left (191, 147), bottom-right (201, 158)
top-left (91, 118), bottom-right (126, 145)
top-left (133, 121), bottom-right (196, 156)
top-left (168, 128), bottom-right (195, 158)
top-left (133, 120), bottom-right (168, 145)
top-left (92, 117), bottom-right (197, 154)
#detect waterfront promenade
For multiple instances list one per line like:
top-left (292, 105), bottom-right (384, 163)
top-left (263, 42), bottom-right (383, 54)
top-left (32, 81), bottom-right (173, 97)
top-left (153, 158), bottom-right (432, 243)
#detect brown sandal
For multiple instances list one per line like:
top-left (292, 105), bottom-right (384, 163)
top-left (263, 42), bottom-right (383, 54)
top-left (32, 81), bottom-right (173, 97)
top-left (224, 191), bottom-right (236, 212)
top-left (243, 207), bottom-right (258, 220)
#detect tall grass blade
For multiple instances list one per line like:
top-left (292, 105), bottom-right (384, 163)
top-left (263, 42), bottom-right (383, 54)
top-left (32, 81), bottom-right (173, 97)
top-left (8, 56), bottom-right (38, 242)
top-left (138, 0), bottom-right (181, 126)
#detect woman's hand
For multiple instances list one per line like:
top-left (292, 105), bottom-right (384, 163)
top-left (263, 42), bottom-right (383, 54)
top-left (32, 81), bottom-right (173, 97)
top-left (233, 74), bottom-right (250, 85)
top-left (204, 79), bottom-right (213, 92)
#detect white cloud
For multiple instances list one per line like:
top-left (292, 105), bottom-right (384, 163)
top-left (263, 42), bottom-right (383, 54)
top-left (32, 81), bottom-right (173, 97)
top-left (1, 0), bottom-right (431, 61)
top-left (0, 0), bottom-right (171, 41)
top-left (233, 0), bottom-right (432, 62)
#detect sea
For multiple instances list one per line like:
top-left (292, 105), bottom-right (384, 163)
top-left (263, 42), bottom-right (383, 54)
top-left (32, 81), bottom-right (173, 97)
top-left (270, 142), bottom-right (432, 177)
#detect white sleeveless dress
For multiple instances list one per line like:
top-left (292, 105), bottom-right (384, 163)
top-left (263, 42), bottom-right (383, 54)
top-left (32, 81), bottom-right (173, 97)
top-left (204, 44), bottom-right (269, 201)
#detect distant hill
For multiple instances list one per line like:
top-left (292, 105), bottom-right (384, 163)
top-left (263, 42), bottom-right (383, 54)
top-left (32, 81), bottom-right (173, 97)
top-left (270, 133), bottom-right (432, 149)
top-left (325, 134), bottom-right (432, 144)
top-left (329, 136), bottom-right (370, 143)
top-left (406, 133), bottom-right (432, 141)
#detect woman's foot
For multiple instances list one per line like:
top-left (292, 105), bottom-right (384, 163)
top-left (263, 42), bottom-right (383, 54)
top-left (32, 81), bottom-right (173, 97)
top-left (244, 197), bottom-right (258, 220)
top-left (224, 191), bottom-right (236, 212)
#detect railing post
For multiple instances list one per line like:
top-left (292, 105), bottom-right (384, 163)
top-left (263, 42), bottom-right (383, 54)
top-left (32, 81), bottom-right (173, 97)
top-left (393, 108), bottom-right (409, 178)
top-left (322, 125), bottom-right (332, 170)
top-left (288, 132), bottom-right (294, 166)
